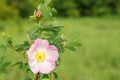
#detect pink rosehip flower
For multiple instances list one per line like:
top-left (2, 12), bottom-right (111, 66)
top-left (26, 39), bottom-right (59, 74)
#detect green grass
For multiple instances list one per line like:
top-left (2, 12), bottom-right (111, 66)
top-left (0, 17), bottom-right (120, 80)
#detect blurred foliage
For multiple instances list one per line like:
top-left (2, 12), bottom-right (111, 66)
top-left (54, 0), bottom-right (120, 17)
top-left (0, 0), bottom-right (35, 19)
top-left (0, 0), bottom-right (120, 19)
top-left (0, 0), bottom-right (19, 19)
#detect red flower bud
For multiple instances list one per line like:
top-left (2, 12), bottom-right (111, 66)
top-left (35, 10), bottom-right (41, 20)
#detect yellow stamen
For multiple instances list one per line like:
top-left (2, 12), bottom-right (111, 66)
top-left (35, 52), bottom-right (45, 62)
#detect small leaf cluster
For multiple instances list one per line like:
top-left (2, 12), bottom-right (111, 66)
top-left (36, 72), bottom-right (61, 80)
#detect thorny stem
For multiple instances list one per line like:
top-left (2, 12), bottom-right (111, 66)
top-left (36, 73), bottom-right (39, 80)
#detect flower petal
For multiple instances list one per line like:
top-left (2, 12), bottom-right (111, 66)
top-left (35, 39), bottom-right (49, 48)
top-left (28, 60), bottom-right (39, 74)
top-left (27, 39), bottom-right (49, 55)
top-left (45, 45), bottom-right (59, 62)
top-left (39, 60), bottom-right (55, 74)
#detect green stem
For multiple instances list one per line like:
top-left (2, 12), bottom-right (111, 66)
top-left (49, 72), bottom-right (54, 80)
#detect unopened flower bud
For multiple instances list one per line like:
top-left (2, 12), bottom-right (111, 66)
top-left (61, 34), bottom-right (64, 39)
top-left (61, 41), bottom-right (66, 47)
top-left (26, 35), bottom-right (33, 45)
top-left (35, 9), bottom-right (41, 20)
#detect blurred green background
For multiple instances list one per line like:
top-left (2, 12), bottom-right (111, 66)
top-left (0, 0), bottom-right (120, 19)
top-left (0, 0), bottom-right (120, 80)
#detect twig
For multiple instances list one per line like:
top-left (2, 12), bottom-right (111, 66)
top-left (36, 73), bottom-right (39, 80)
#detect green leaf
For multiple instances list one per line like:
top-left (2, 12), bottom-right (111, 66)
top-left (12, 62), bottom-right (30, 72)
top-left (0, 37), bottom-right (8, 54)
top-left (42, 74), bottom-right (49, 79)
top-left (51, 8), bottom-right (57, 14)
top-left (27, 26), bottom-right (40, 39)
top-left (0, 56), bottom-right (4, 64)
top-left (12, 62), bottom-right (23, 68)
top-left (24, 77), bottom-right (32, 80)
top-left (15, 44), bottom-right (24, 52)
top-left (44, 0), bottom-right (52, 6)
top-left (21, 63), bottom-right (30, 72)
top-left (70, 42), bottom-right (82, 47)
top-left (0, 59), bottom-right (11, 74)
top-left (66, 46), bottom-right (76, 52)
top-left (1, 62), bottom-right (11, 68)
top-left (0, 44), bottom-right (7, 54)
top-left (0, 68), bottom-right (9, 74)
top-left (42, 78), bottom-right (50, 80)
top-left (42, 26), bottom-right (63, 35)
top-left (65, 41), bottom-right (81, 52)
top-left (15, 41), bottom-right (30, 53)
top-left (23, 41), bottom-right (30, 50)
top-left (56, 58), bottom-right (61, 66)
top-left (52, 72), bottom-right (58, 78)
top-left (7, 39), bottom-right (13, 47)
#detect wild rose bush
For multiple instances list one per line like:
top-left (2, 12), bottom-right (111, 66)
top-left (0, 0), bottom-right (81, 80)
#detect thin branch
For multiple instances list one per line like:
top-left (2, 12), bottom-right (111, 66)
top-left (36, 73), bottom-right (39, 80)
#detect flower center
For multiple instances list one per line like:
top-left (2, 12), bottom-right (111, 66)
top-left (35, 52), bottom-right (45, 62)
